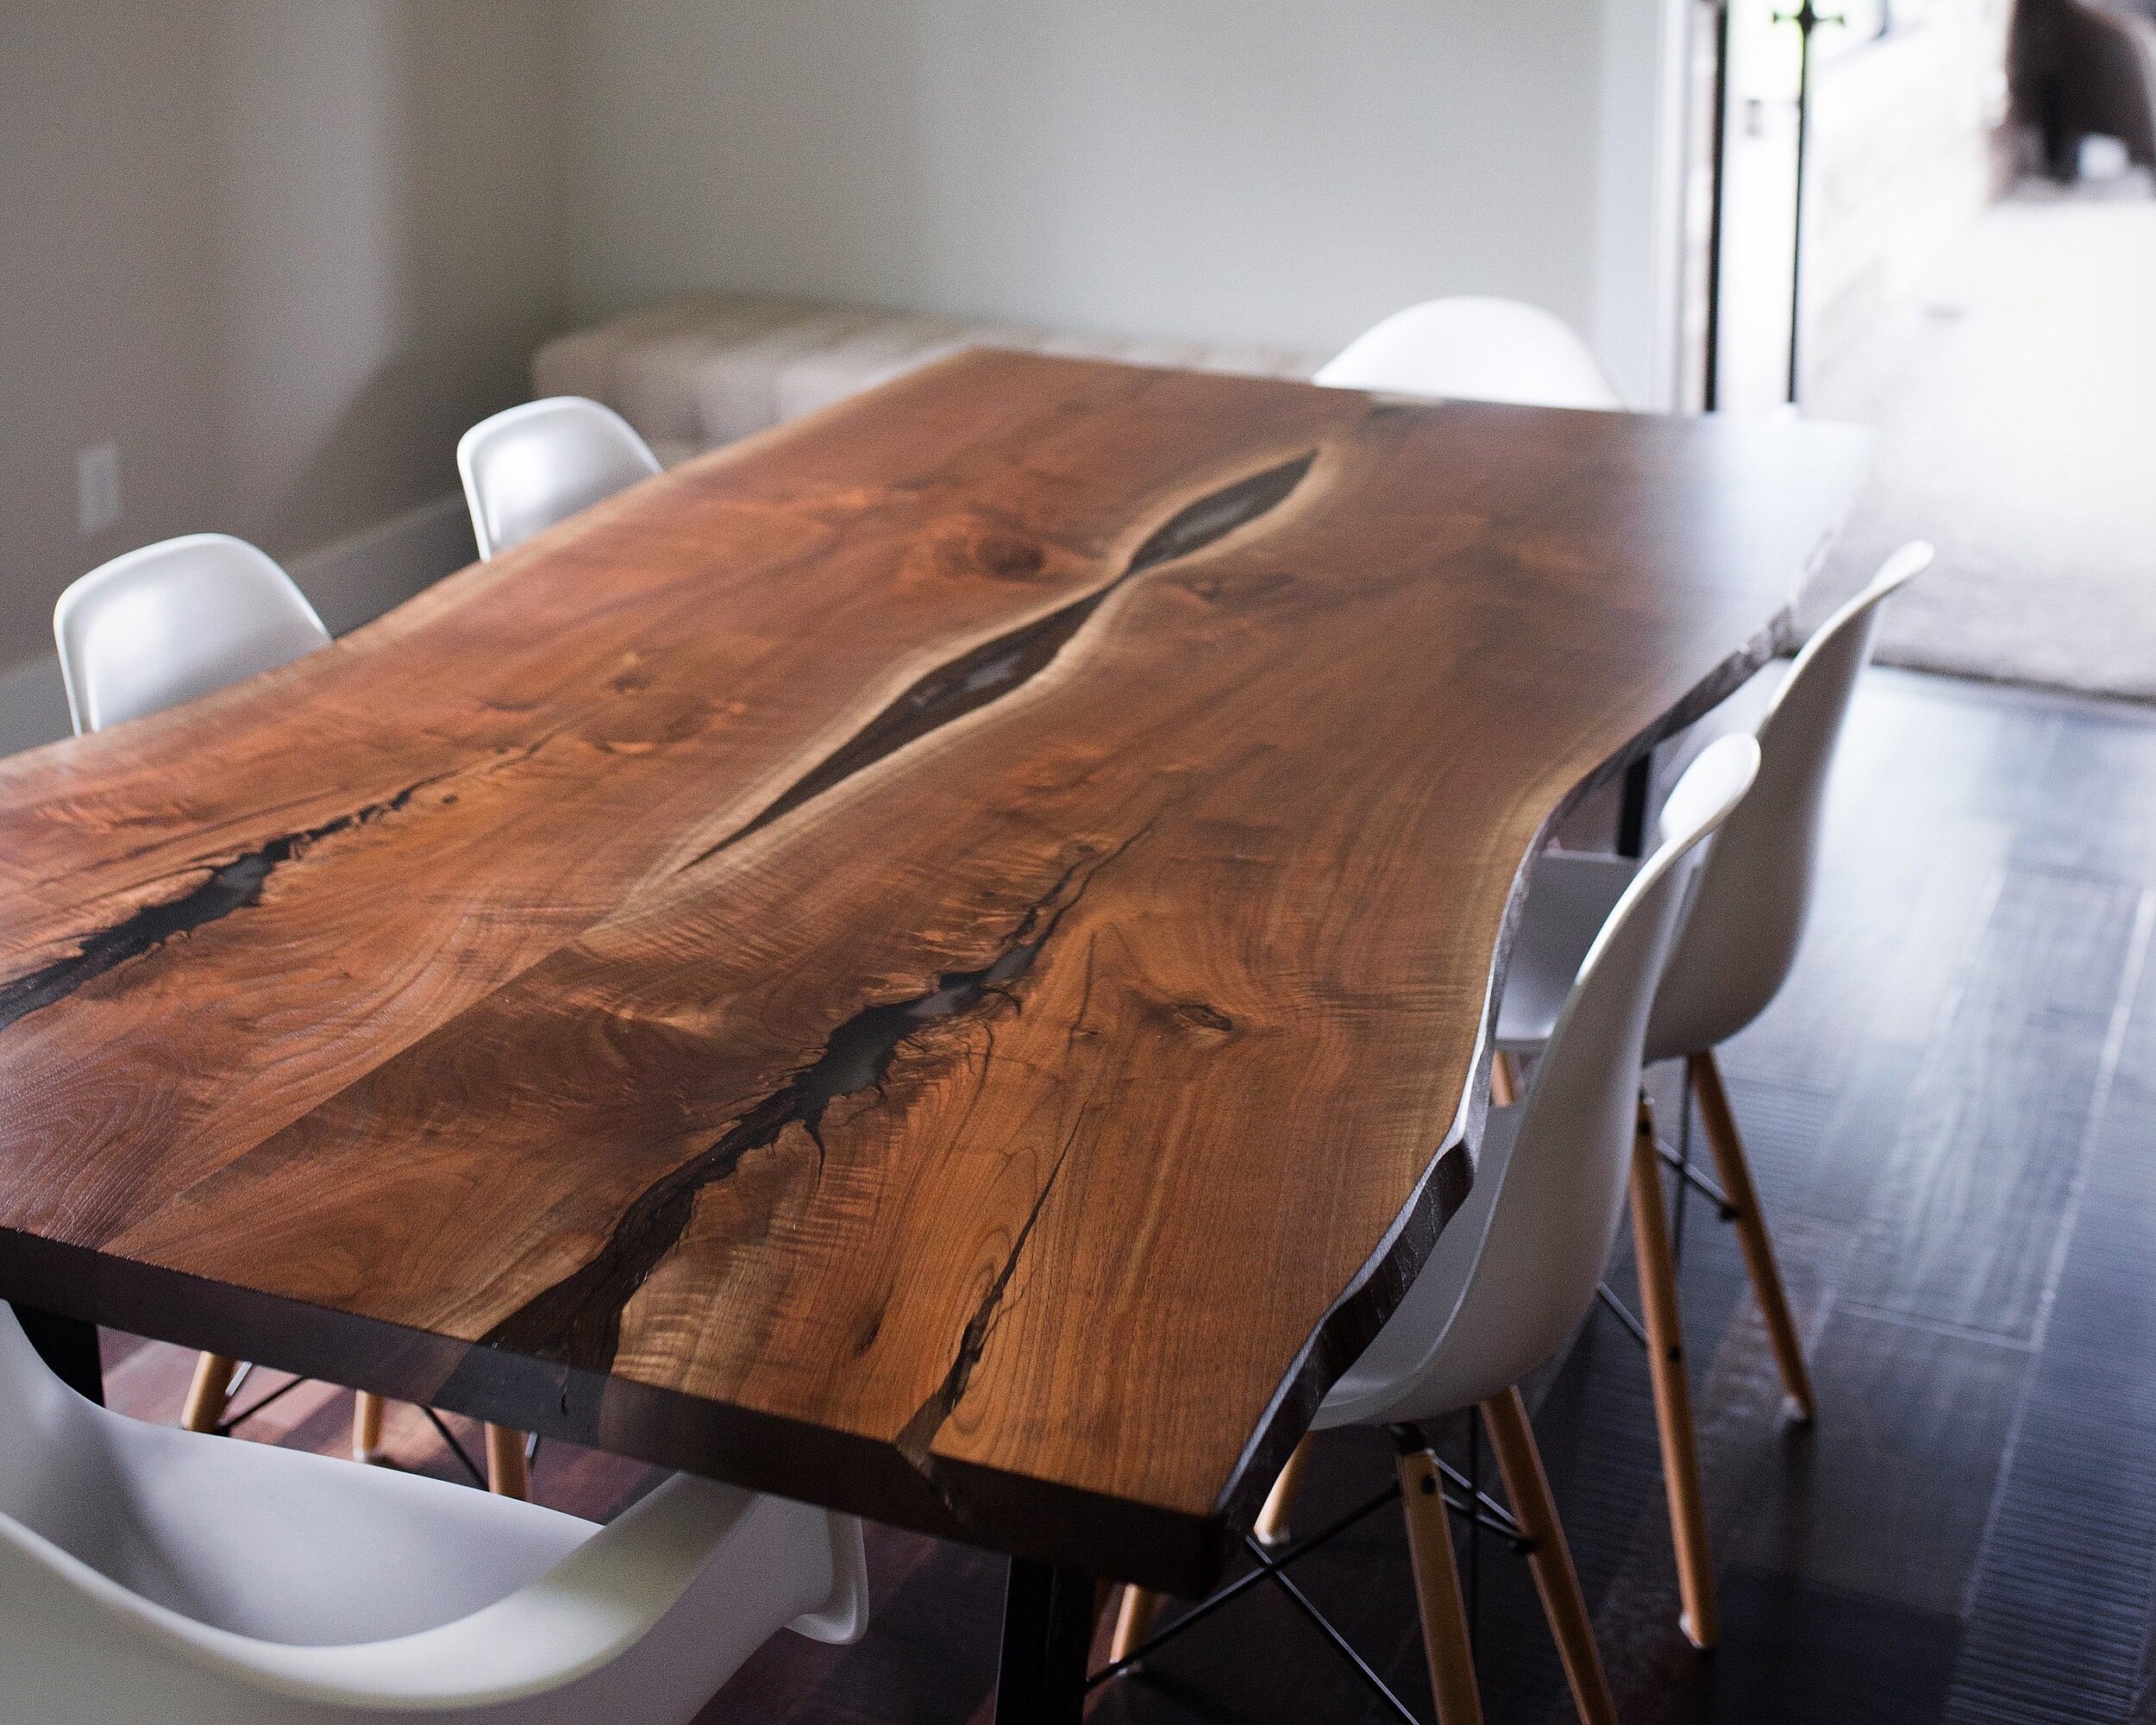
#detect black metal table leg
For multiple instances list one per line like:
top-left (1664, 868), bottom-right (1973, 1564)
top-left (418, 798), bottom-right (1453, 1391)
top-left (16, 1307), bottom-right (103, 1405)
top-left (996, 1558), bottom-right (1096, 1725)
top-left (1617, 750), bottom-right (1654, 857)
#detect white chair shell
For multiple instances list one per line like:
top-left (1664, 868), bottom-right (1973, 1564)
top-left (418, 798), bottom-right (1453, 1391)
top-left (1315, 732), bottom-right (1760, 1431)
top-left (458, 396), bottom-right (663, 561)
top-left (54, 535), bottom-right (330, 734)
top-left (1493, 541), bottom-right (1936, 1061)
top-left (1313, 297), bottom-right (1623, 411)
top-left (0, 1304), bottom-right (865, 1725)
top-left (1645, 540), bottom-right (1935, 1060)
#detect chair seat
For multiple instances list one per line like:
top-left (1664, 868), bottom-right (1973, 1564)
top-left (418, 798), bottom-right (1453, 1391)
top-left (1495, 850), bottom-right (1638, 1051)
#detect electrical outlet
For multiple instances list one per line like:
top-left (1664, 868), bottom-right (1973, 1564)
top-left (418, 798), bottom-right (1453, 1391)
top-left (78, 442), bottom-right (120, 537)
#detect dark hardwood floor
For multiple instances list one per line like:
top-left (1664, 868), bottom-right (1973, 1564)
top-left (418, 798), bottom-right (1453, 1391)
top-left (97, 665), bottom-right (2156, 1722)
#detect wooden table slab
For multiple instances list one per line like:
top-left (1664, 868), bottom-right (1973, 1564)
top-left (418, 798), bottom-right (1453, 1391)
top-left (0, 353), bottom-right (1866, 1592)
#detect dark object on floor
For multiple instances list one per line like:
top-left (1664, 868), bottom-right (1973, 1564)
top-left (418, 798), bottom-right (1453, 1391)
top-left (2010, 0), bottom-right (2156, 179)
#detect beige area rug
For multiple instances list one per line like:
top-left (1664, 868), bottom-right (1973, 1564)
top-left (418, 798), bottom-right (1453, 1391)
top-left (1796, 176), bottom-right (2156, 700)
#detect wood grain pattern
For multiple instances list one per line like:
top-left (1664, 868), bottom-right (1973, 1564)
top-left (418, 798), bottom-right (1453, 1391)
top-left (0, 353), bottom-right (1866, 1592)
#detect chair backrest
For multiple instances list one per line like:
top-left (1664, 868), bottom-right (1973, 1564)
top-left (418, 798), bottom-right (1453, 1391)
top-left (1645, 541), bottom-right (1934, 1063)
top-left (1350, 736), bottom-right (1760, 1421)
top-left (1313, 297), bottom-right (1624, 411)
top-left (458, 396), bottom-right (662, 560)
top-left (0, 1299), bottom-right (868, 1719)
top-left (53, 534), bottom-right (331, 734)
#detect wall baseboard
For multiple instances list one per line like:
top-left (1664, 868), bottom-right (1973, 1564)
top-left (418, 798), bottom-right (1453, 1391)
top-left (285, 492), bottom-right (475, 640)
top-left (0, 493), bottom-right (474, 759)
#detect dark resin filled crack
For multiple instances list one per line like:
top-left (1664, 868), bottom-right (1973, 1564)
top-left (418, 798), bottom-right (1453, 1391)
top-left (480, 828), bottom-right (1146, 1373)
top-left (0, 779), bottom-right (445, 1035)
top-left (0, 456), bottom-right (1311, 1044)
top-left (0, 729), bottom-right (578, 1038)
top-left (893, 1127), bottom-right (1077, 1500)
top-left (688, 450), bottom-right (1316, 864)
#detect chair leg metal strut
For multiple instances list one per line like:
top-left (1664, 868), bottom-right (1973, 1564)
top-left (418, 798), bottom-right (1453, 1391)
top-left (1098, 1416), bottom-right (1576, 1725)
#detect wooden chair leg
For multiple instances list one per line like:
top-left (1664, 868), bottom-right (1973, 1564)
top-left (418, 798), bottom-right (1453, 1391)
top-left (1109, 1584), bottom-right (1160, 1665)
top-left (1254, 1433), bottom-right (1315, 1547)
top-left (352, 1391), bottom-right (386, 1463)
top-left (1490, 1050), bottom-right (1521, 1107)
top-left (485, 1424), bottom-right (531, 1499)
top-left (1689, 1049), bottom-right (1817, 1422)
top-left (1480, 1387), bottom-right (1617, 1725)
top-left (1630, 1098), bottom-right (1719, 1650)
top-left (181, 1353), bottom-right (237, 1434)
top-left (1397, 1445), bottom-right (1486, 1725)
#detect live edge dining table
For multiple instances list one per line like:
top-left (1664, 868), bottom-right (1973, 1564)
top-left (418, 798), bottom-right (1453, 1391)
top-left (0, 352), bottom-right (1865, 1721)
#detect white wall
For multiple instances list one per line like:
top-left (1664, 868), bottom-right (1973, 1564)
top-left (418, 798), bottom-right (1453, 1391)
top-left (0, 5), bottom-right (224, 662)
top-left (0, 1), bottom-right (568, 685)
top-left (1596, 0), bottom-right (1694, 404)
top-left (562, 0), bottom-right (1689, 400)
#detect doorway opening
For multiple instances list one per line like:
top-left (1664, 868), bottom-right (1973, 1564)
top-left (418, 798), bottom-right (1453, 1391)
top-left (1689, 0), bottom-right (2156, 698)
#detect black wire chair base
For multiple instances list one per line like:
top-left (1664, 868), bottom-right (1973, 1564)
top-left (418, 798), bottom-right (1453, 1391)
top-left (215, 1367), bottom-right (309, 1436)
top-left (421, 1406), bottom-right (491, 1489)
top-left (373, 1408), bottom-right (542, 1487)
top-left (1238, 1533), bottom-right (1425, 1725)
top-left (1088, 1479), bottom-right (1402, 1688)
top-left (1658, 1137), bottom-right (1738, 1218)
top-left (1091, 1423), bottom-right (1534, 1722)
top-left (204, 1366), bottom-right (538, 1496)
top-left (1596, 1281), bottom-right (1651, 1347)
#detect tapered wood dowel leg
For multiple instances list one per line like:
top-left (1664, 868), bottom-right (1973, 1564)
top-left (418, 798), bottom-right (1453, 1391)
top-left (1490, 1050), bottom-right (1520, 1108)
top-left (1397, 1446), bottom-right (1486, 1725)
top-left (1630, 1099), bottom-right (1719, 1650)
top-left (352, 1391), bottom-right (386, 1463)
top-left (1480, 1387), bottom-right (1617, 1725)
top-left (1109, 1585), bottom-right (1160, 1665)
top-left (181, 1353), bottom-right (237, 1433)
top-left (1254, 1433), bottom-right (1315, 1547)
top-left (486, 1424), bottom-right (530, 1499)
top-left (1689, 1050), bottom-right (1816, 1422)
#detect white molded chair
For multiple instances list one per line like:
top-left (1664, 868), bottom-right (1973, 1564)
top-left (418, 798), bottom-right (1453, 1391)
top-left (458, 397), bottom-right (662, 561)
top-left (1489, 540), bottom-right (1933, 1642)
top-left (54, 534), bottom-right (330, 734)
top-left (1116, 736), bottom-right (1762, 1725)
top-left (53, 535), bottom-right (524, 1490)
top-left (1313, 298), bottom-right (1623, 411)
top-left (0, 1303), bottom-right (866, 1724)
